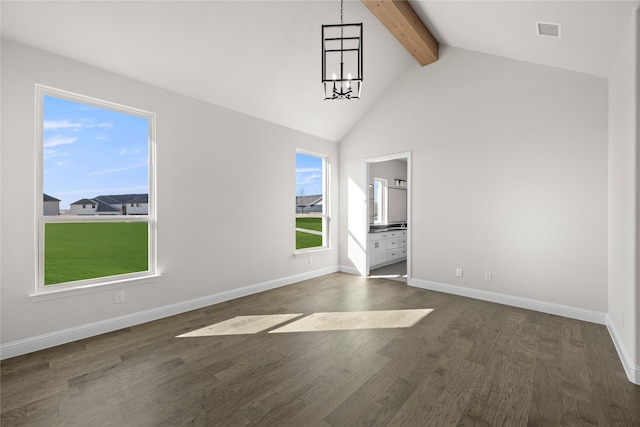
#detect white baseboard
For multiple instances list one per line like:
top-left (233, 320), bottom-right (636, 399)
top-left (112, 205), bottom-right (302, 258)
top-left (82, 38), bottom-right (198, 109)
top-left (0, 266), bottom-right (339, 360)
top-left (338, 265), bottom-right (361, 276)
top-left (409, 278), bottom-right (607, 325)
top-left (606, 317), bottom-right (640, 385)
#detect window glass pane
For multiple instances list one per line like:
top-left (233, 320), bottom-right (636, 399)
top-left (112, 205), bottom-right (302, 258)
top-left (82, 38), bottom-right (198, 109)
top-left (44, 222), bottom-right (148, 285)
top-left (43, 95), bottom-right (149, 215)
top-left (296, 152), bottom-right (325, 250)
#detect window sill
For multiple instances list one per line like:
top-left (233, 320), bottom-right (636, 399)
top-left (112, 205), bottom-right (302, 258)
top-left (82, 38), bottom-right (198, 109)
top-left (29, 274), bottom-right (162, 302)
top-left (294, 247), bottom-right (331, 256)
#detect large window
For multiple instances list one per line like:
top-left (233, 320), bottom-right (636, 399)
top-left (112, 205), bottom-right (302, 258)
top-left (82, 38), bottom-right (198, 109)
top-left (295, 150), bottom-right (329, 250)
top-left (36, 85), bottom-right (156, 291)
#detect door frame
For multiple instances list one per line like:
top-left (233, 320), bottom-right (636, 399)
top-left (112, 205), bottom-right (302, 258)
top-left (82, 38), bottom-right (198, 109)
top-left (364, 152), bottom-right (412, 282)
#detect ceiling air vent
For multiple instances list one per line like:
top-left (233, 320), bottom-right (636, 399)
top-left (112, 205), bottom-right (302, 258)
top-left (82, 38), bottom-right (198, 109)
top-left (536, 22), bottom-right (561, 38)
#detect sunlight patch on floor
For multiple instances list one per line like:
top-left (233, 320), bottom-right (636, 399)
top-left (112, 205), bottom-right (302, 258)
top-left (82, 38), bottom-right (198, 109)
top-left (176, 309), bottom-right (433, 337)
top-left (176, 314), bottom-right (303, 337)
top-left (370, 273), bottom-right (408, 279)
top-left (269, 309), bottom-right (433, 333)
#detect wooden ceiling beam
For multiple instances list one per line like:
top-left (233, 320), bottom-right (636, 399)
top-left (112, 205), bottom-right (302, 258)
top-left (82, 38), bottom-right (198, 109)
top-left (361, 0), bottom-right (438, 66)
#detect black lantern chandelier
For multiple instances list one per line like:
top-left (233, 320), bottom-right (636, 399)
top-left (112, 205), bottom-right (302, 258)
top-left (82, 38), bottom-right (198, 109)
top-left (322, 0), bottom-right (363, 100)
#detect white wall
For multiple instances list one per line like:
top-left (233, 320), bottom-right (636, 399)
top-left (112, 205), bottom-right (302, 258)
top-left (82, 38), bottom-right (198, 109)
top-left (0, 39), bottom-right (338, 346)
top-left (608, 8), bottom-right (639, 381)
top-left (369, 159), bottom-right (407, 186)
top-left (340, 46), bottom-right (608, 313)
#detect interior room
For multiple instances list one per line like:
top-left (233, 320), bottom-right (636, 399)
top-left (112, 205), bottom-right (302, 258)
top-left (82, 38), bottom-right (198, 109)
top-left (1, 0), bottom-right (639, 425)
top-left (368, 156), bottom-right (409, 281)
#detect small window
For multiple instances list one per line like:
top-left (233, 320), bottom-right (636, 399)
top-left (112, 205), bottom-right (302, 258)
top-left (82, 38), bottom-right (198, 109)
top-left (295, 150), bottom-right (329, 250)
top-left (37, 85), bottom-right (156, 290)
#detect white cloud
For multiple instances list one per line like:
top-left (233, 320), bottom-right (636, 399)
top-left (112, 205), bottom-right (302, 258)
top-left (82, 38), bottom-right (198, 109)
top-left (296, 167), bottom-right (322, 173)
top-left (44, 136), bottom-right (78, 148)
top-left (118, 147), bottom-right (143, 155)
top-left (43, 149), bottom-right (72, 160)
top-left (43, 120), bottom-right (83, 131)
top-left (43, 120), bottom-right (113, 131)
top-left (297, 173), bottom-right (322, 186)
top-left (88, 122), bottom-right (114, 130)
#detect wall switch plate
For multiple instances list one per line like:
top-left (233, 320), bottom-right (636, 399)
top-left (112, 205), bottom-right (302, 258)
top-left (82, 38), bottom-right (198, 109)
top-left (456, 268), bottom-right (463, 277)
top-left (485, 272), bottom-right (492, 281)
top-left (114, 291), bottom-right (125, 304)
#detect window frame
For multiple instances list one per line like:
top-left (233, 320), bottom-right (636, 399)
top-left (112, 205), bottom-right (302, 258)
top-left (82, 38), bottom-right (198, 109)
top-left (295, 149), bottom-right (330, 253)
top-left (34, 85), bottom-right (158, 295)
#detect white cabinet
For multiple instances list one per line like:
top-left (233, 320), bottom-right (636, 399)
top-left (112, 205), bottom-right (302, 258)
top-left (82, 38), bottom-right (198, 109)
top-left (369, 229), bottom-right (407, 269)
top-left (369, 236), bottom-right (387, 267)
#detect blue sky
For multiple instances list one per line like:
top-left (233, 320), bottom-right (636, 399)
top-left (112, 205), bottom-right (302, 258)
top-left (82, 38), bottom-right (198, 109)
top-left (296, 153), bottom-right (323, 197)
top-left (43, 96), bottom-right (149, 210)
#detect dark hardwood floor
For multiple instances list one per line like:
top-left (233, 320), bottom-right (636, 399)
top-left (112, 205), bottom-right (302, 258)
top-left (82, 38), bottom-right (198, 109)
top-left (2, 273), bottom-right (639, 426)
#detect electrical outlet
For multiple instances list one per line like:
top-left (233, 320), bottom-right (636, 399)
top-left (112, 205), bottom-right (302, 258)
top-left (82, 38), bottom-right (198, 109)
top-left (456, 268), bottom-right (463, 277)
top-left (114, 291), bottom-right (125, 304)
top-left (485, 272), bottom-right (492, 281)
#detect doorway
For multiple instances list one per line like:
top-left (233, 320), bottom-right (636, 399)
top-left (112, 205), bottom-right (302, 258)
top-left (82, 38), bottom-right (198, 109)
top-left (365, 152), bottom-right (411, 283)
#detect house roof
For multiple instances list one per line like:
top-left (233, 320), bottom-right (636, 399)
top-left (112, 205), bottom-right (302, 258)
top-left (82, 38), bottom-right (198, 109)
top-left (43, 194), bottom-right (60, 202)
top-left (94, 194), bottom-right (148, 205)
top-left (296, 195), bottom-right (323, 207)
top-left (127, 195), bottom-right (149, 204)
top-left (70, 198), bottom-right (95, 206)
top-left (4, 1), bottom-right (636, 142)
top-left (95, 203), bottom-right (120, 213)
top-left (71, 194), bottom-right (148, 206)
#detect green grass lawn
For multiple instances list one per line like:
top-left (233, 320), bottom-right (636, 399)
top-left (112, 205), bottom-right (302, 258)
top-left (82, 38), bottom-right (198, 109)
top-left (296, 231), bottom-right (322, 250)
top-left (296, 217), bottom-right (322, 232)
top-left (296, 217), bottom-right (323, 249)
top-left (45, 222), bottom-right (148, 285)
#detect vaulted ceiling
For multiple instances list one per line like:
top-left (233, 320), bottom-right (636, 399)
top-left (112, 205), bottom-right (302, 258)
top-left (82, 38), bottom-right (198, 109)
top-left (2, 1), bottom-right (638, 142)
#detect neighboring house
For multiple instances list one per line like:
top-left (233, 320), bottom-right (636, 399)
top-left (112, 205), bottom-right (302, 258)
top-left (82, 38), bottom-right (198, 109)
top-left (70, 194), bottom-right (149, 215)
top-left (43, 193), bottom-right (60, 216)
top-left (296, 194), bottom-right (322, 214)
top-left (69, 198), bottom-right (100, 215)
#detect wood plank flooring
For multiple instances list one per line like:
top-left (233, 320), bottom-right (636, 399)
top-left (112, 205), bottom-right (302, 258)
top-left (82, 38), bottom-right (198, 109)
top-left (2, 273), bottom-right (638, 426)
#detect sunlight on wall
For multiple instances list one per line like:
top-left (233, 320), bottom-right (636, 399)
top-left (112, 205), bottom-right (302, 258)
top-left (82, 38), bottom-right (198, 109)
top-left (176, 309), bottom-right (433, 337)
top-left (347, 176), bottom-right (366, 274)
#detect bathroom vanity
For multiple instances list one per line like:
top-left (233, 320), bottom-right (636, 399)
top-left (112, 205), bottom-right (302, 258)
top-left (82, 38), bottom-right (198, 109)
top-left (368, 226), bottom-right (407, 269)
